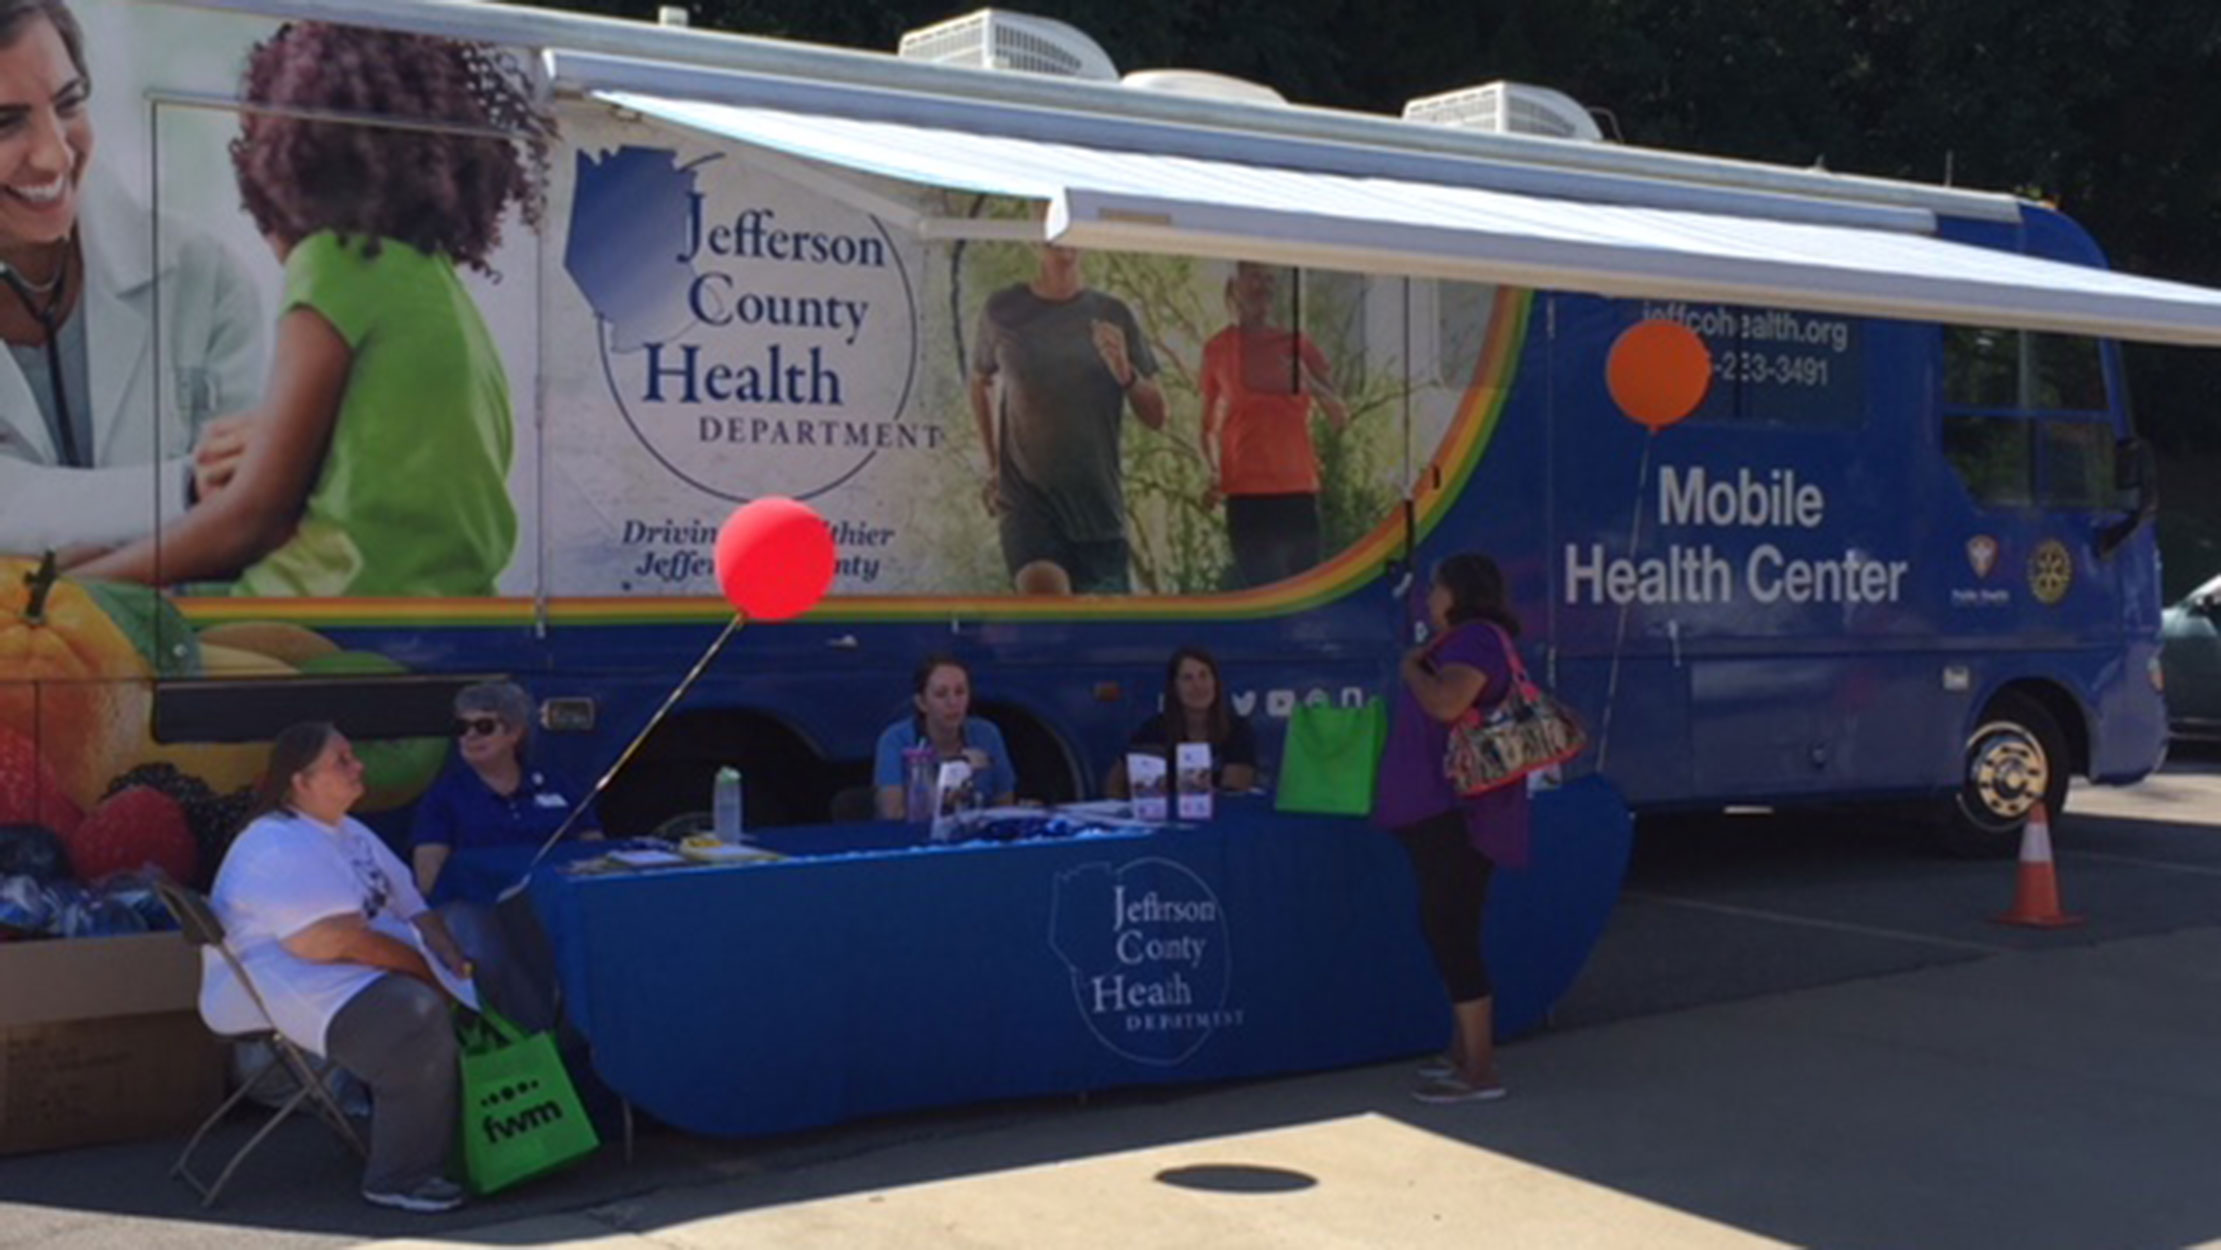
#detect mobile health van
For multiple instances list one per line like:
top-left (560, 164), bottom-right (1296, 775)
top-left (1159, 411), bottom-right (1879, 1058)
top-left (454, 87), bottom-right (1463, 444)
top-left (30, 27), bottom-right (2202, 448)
top-left (3, 0), bottom-right (2215, 873)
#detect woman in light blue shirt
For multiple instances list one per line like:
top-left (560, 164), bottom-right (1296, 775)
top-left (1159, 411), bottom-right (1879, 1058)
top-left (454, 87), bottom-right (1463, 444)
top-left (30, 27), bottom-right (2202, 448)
top-left (872, 653), bottom-right (1016, 819)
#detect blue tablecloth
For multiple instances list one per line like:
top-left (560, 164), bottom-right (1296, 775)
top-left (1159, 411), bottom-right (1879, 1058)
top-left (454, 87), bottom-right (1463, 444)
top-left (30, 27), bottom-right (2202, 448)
top-left (502, 779), bottom-right (1630, 1139)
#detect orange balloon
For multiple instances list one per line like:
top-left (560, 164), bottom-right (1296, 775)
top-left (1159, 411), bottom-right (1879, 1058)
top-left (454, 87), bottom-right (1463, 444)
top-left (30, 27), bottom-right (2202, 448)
top-left (1607, 320), bottom-right (1713, 430)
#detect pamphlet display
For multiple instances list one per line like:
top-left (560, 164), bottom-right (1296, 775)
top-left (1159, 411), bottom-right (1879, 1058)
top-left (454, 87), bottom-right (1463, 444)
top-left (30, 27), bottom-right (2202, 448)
top-left (930, 760), bottom-right (974, 843)
top-left (1176, 743), bottom-right (1214, 820)
top-left (1126, 753), bottom-right (1169, 823)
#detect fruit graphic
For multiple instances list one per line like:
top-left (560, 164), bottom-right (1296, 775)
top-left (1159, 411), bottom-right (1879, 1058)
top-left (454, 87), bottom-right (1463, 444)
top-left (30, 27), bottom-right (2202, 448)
top-left (295, 651), bottom-right (447, 812)
top-left (117, 643), bottom-right (292, 794)
top-left (195, 642), bottom-right (300, 679)
top-left (195, 622), bottom-right (340, 667)
top-left (0, 724), bottom-right (82, 837)
top-left (105, 764), bottom-right (254, 888)
top-left (98, 614), bottom-right (448, 822)
top-left (0, 555), bottom-right (155, 810)
top-left (65, 785), bottom-right (197, 886)
top-left (122, 739), bottom-right (271, 800)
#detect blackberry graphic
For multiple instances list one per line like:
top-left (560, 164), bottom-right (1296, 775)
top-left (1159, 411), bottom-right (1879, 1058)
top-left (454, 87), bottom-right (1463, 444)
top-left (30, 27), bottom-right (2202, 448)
top-left (105, 764), bottom-right (257, 882)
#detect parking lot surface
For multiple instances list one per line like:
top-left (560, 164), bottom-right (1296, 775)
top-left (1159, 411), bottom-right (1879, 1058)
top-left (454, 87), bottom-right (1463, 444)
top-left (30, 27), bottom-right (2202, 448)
top-left (3, 756), bottom-right (2217, 1249)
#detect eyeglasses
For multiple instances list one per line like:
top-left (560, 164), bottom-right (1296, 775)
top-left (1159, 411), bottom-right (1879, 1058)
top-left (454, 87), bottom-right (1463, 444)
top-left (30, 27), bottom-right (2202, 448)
top-left (455, 716), bottom-right (503, 738)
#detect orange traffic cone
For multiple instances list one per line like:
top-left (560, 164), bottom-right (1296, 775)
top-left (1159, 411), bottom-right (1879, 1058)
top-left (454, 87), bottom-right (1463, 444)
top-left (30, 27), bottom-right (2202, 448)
top-left (1991, 802), bottom-right (2083, 928)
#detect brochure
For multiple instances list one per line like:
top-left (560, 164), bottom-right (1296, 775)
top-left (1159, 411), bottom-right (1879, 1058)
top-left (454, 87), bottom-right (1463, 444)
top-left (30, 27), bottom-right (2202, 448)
top-left (1176, 742), bottom-right (1215, 820)
top-left (412, 930), bottom-right (481, 1012)
top-left (930, 759), bottom-right (974, 843)
top-left (1128, 752), bottom-right (1169, 823)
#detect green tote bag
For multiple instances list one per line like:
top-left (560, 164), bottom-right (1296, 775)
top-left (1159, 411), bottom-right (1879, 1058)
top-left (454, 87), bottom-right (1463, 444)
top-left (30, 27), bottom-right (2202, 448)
top-left (456, 1007), bottom-right (600, 1195)
top-left (1274, 699), bottom-right (1388, 816)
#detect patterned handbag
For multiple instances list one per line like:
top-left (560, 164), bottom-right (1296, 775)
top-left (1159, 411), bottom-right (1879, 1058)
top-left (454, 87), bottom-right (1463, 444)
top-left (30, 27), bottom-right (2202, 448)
top-left (1444, 624), bottom-right (1588, 796)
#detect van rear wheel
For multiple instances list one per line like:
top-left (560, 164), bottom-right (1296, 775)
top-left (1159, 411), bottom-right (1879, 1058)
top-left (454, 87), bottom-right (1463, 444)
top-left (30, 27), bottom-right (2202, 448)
top-left (1939, 692), bottom-right (2069, 859)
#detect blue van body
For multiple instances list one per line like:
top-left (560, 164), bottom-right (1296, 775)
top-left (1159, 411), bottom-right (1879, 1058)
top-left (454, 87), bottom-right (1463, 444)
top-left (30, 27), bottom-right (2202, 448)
top-left (319, 200), bottom-right (2161, 842)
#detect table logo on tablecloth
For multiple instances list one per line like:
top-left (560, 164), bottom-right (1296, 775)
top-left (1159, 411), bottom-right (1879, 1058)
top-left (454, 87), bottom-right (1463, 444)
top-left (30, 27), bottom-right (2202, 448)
top-left (1050, 858), bottom-right (1241, 1066)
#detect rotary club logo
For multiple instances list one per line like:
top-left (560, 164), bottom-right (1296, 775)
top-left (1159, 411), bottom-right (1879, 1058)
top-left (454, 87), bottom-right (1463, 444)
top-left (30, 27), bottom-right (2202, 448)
top-left (2027, 540), bottom-right (2073, 605)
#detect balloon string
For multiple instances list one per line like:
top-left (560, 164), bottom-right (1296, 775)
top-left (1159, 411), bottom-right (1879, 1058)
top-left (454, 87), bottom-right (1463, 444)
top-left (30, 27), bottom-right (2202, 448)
top-left (1595, 433), bottom-right (1654, 775)
top-left (502, 613), bottom-right (747, 899)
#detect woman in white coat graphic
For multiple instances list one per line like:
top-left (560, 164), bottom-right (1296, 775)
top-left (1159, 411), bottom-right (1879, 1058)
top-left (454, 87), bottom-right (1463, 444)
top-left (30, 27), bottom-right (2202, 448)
top-left (0, 0), bottom-right (263, 555)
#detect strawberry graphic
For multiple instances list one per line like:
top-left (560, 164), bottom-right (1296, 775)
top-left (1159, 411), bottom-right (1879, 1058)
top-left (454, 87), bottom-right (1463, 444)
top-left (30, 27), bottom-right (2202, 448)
top-left (65, 786), bottom-right (196, 886)
top-left (0, 725), bottom-right (81, 837)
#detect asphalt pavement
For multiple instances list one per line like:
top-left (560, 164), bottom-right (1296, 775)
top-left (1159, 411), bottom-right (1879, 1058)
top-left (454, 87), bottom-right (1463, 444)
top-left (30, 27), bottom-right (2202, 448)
top-left (4, 756), bottom-right (2218, 1250)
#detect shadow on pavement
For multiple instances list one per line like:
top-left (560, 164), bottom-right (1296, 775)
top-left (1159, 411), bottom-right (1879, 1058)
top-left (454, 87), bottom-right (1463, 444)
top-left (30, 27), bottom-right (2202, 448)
top-left (6, 766), bottom-right (2221, 1248)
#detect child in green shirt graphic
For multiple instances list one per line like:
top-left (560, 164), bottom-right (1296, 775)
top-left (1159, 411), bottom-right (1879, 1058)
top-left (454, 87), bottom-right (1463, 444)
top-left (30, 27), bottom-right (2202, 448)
top-left (78, 24), bottom-right (551, 597)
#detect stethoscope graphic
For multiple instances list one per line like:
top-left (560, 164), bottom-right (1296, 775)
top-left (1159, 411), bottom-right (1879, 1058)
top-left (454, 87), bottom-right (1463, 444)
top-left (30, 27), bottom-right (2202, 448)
top-left (0, 251), bottom-right (79, 467)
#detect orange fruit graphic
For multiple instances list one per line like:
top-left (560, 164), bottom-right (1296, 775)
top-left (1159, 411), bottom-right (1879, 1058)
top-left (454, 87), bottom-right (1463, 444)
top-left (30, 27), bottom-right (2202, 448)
top-left (0, 556), bottom-right (154, 809)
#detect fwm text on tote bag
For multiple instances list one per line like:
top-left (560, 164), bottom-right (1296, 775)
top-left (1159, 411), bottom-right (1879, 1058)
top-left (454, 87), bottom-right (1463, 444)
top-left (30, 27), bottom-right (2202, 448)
top-left (457, 1007), bottom-right (599, 1195)
top-left (1274, 699), bottom-right (1387, 816)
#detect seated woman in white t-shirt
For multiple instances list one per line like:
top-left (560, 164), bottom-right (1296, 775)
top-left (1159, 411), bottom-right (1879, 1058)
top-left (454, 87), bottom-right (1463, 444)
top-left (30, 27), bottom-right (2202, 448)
top-left (200, 722), bottom-right (481, 1214)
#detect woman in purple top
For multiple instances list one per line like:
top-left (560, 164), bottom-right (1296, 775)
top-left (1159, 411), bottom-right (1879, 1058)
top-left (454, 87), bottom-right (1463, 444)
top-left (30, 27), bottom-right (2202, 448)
top-left (1375, 552), bottom-right (1532, 1104)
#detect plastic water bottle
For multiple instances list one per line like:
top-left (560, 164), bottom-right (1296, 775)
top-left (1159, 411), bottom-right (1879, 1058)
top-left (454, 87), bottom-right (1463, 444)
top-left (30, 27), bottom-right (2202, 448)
top-left (902, 745), bottom-right (936, 825)
top-left (713, 767), bottom-right (744, 842)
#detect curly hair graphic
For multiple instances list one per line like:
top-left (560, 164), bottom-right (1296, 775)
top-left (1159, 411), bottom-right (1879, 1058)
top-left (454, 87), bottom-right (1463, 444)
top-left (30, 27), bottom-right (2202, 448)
top-left (230, 22), bottom-right (553, 275)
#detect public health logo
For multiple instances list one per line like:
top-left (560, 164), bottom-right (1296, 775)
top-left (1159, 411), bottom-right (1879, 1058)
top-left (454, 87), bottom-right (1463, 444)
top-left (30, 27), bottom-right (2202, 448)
top-left (1050, 859), bottom-right (1241, 1066)
top-left (564, 144), bottom-right (920, 502)
top-left (1966, 534), bottom-right (1998, 579)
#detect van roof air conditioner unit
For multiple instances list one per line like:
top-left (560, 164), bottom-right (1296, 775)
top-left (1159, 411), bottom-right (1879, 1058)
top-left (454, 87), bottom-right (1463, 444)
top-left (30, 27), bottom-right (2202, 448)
top-left (897, 9), bottom-right (1119, 82)
top-left (1121, 69), bottom-right (1287, 107)
top-left (1401, 81), bottom-right (1604, 141)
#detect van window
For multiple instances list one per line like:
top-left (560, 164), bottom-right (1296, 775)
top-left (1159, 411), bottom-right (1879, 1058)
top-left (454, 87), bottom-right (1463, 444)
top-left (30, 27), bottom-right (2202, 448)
top-left (2038, 420), bottom-right (2116, 510)
top-left (1944, 327), bottom-right (2107, 411)
top-left (1941, 327), bottom-right (2114, 509)
top-left (1942, 415), bottom-right (2035, 507)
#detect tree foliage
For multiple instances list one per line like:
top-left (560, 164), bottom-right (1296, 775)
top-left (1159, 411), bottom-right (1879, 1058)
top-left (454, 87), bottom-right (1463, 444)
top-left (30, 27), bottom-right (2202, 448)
top-left (545, 0), bottom-right (2218, 427)
top-left (543, 0), bottom-right (2221, 583)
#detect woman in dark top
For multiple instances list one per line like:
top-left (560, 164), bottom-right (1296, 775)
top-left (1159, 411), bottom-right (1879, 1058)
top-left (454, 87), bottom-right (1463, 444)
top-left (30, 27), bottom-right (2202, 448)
top-left (1106, 646), bottom-right (1259, 797)
top-left (410, 681), bottom-right (597, 899)
top-left (1375, 553), bottom-right (1532, 1105)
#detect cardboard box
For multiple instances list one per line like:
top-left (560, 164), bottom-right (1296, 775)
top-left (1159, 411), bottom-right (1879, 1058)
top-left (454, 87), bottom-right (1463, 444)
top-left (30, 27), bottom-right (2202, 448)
top-left (1, 1012), bottom-right (224, 1155)
top-left (0, 933), bottom-right (223, 1155)
top-left (0, 931), bottom-right (202, 1028)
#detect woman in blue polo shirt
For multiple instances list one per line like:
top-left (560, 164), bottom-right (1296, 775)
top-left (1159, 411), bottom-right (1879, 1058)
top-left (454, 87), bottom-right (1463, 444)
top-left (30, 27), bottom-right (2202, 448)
top-left (410, 681), bottom-right (599, 897)
top-left (872, 654), bottom-right (1018, 819)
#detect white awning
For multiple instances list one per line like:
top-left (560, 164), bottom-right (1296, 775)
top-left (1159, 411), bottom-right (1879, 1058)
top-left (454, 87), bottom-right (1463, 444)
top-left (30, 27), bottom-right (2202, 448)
top-left (603, 90), bottom-right (2221, 348)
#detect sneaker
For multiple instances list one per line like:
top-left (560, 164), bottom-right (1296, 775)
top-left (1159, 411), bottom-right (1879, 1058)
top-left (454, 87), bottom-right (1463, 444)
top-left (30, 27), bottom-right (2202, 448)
top-left (1411, 1075), bottom-right (1509, 1105)
top-left (362, 1177), bottom-right (467, 1213)
top-left (1416, 1054), bottom-right (1457, 1081)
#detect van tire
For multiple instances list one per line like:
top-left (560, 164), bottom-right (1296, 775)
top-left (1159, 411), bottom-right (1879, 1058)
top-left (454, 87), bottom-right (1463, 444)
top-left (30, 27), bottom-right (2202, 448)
top-left (1939, 691), bottom-right (2070, 859)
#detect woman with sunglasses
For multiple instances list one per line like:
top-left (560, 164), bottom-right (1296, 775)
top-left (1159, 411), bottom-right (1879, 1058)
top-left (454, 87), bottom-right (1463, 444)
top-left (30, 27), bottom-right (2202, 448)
top-left (408, 681), bottom-right (599, 899)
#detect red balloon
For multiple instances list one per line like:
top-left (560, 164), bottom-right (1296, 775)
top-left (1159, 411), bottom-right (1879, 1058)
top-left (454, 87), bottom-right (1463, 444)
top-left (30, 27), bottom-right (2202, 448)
top-left (713, 498), bottom-right (837, 621)
top-left (1607, 320), bottom-right (1713, 431)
